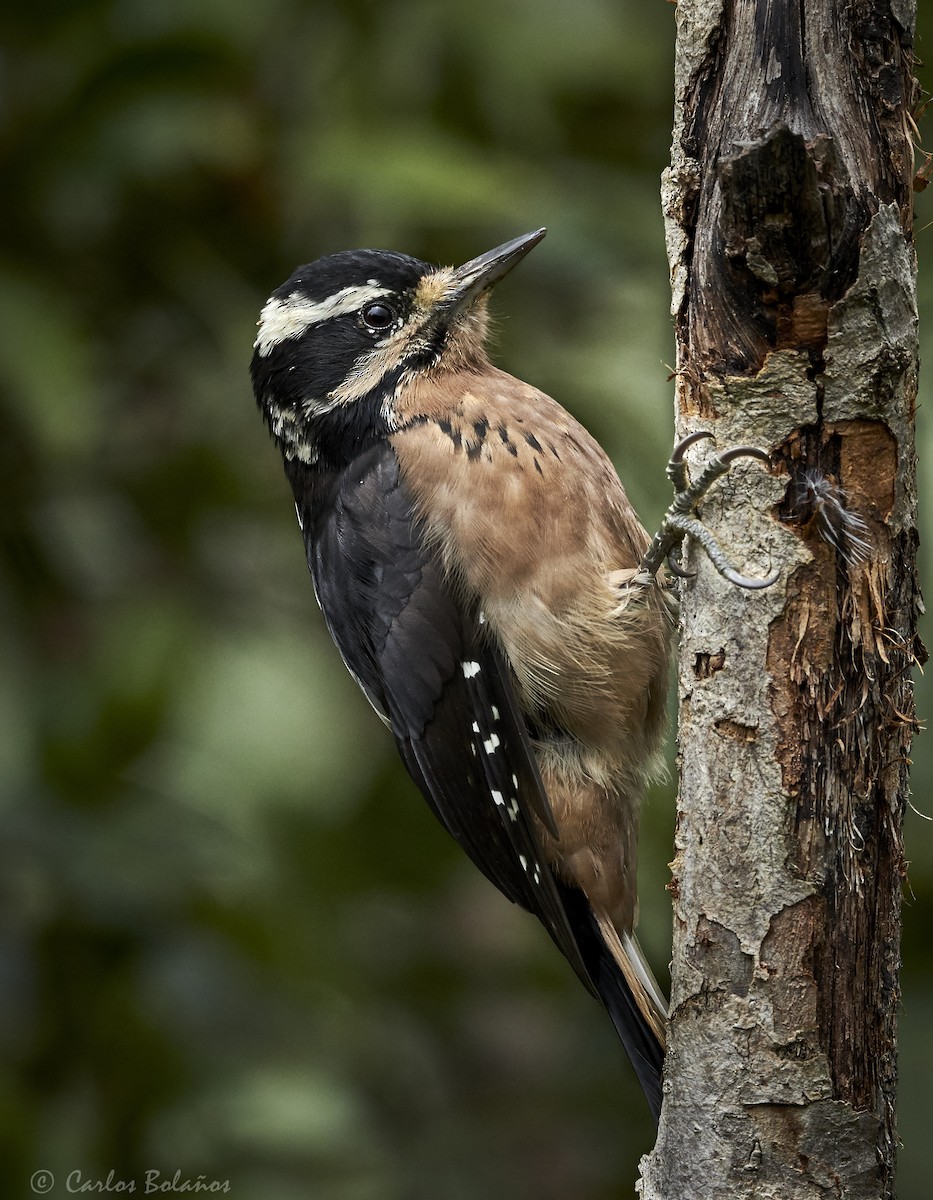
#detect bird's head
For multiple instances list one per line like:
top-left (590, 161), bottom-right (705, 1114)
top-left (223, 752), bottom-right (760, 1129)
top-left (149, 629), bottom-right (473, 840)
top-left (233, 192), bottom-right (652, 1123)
top-left (250, 228), bottom-right (546, 465)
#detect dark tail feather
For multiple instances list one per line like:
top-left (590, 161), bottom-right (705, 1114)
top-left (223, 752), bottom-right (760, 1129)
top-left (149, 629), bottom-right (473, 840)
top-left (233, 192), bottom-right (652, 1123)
top-left (556, 880), bottom-right (666, 1121)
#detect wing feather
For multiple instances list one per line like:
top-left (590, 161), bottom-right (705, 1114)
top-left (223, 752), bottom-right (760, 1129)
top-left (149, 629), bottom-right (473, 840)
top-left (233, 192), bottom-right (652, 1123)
top-left (292, 444), bottom-right (593, 990)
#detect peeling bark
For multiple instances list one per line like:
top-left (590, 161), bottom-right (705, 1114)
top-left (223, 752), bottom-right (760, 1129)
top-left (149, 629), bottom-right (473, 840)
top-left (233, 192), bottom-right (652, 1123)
top-left (639, 3), bottom-right (922, 1198)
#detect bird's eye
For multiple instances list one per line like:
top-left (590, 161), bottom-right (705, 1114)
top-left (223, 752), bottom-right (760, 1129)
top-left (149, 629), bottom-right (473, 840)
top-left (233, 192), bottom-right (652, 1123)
top-left (361, 302), bottom-right (396, 331)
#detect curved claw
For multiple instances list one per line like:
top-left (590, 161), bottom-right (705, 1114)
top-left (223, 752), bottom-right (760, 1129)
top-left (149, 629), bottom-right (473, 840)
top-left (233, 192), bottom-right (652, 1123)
top-left (721, 566), bottom-right (781, 590)
top-left (643, 433), bottom-right (779, 590)
top-left (717, 445), bottom-right (771, 467)
top-left (666, 552), bottom-right (696, 579)
top-left (667, 515), bottom-right (779, 591)
top-left (670, 430), bottom-right (714, 463)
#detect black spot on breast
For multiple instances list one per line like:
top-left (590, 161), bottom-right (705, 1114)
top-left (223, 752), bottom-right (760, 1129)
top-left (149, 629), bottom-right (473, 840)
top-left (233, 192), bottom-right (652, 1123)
top-left (524, 432), bottom-right (543, 453)
top-left (497, 423), bottom-right (518, 456)
top-left (465, 417), bottom-right (490, 461)
top-left (437, 418), bottom-right (462, 450)
top-left (396, 414), bottom-right (429, 438)
top-left (534, 458), bottom-right (543, 474)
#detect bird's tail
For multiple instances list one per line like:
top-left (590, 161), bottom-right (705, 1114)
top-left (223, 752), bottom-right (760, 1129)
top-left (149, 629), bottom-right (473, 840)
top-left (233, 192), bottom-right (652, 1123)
top-left (557, 881), bottom-right (667, 1120)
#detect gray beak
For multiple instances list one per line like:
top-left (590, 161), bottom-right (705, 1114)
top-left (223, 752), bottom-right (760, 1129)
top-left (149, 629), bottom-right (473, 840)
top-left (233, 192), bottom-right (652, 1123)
top-left (431, 228), bottom-right (546, 327)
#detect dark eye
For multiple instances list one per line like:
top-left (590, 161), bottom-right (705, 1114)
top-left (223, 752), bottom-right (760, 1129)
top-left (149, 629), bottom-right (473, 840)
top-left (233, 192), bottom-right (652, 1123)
top-left (361, 302), bottom-right (396, 331)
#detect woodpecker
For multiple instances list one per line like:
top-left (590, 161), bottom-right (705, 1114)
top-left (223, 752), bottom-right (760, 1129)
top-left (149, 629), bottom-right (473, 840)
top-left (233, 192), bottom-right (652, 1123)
top-left (250, 229), bottom-right (773, 1119)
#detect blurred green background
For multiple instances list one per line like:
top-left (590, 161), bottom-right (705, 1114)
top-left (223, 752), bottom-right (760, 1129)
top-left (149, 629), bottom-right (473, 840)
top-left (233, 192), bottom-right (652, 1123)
top-left (1, 2), bottom-right (929, 1197)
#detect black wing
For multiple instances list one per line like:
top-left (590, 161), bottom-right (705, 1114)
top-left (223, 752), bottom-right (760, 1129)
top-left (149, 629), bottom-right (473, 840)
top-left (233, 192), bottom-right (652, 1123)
top-left (288, 444), bottom-right (594, 992)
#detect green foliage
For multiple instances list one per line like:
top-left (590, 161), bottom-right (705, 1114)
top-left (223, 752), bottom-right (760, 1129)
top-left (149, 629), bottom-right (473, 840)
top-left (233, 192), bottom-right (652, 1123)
top-left (1, 2), bottom-right (930, 1197)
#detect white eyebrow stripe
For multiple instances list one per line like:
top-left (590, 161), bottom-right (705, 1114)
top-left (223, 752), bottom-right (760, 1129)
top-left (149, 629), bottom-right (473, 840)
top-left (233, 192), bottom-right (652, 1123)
top-left (253, 284), bottom-right (393, 355)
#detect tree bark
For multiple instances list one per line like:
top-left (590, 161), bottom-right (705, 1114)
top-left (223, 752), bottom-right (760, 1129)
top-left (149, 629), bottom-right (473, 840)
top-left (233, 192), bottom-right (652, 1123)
top-left (639, 3), bottom-right (922, 1198)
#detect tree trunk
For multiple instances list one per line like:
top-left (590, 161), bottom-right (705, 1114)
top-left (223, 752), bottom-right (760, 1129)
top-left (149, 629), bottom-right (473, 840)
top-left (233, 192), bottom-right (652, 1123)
top-left (639, 3), bottom-right (922, 1198)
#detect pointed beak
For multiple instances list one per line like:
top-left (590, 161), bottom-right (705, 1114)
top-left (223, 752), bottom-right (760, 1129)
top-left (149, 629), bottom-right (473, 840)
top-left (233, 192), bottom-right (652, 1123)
top-left (430, 228), bottom-right (546, 328)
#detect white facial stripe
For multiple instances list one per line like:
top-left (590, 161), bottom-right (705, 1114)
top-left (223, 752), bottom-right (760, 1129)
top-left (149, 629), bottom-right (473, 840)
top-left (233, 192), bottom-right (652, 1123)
top-left (253, 284), bottom-right (393, 356)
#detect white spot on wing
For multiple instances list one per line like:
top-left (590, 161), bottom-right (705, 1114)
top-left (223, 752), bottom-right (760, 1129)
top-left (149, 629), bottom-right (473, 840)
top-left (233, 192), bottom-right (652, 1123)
top-left (483, 733), bottom-right (500, 755)
top-left (462, 661), bottom-right (481, 678)
top-left (491, 790), bottom-right (504, 806)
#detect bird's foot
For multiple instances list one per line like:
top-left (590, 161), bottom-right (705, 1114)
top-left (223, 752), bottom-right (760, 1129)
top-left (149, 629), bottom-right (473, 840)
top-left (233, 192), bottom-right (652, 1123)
top-left (640, 432), bottom-right (778, 590)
